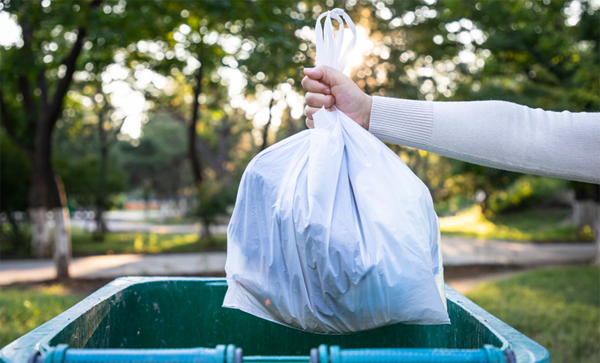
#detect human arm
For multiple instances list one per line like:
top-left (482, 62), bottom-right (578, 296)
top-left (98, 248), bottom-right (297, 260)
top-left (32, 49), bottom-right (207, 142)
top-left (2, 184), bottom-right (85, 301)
top-left (370, 97), bottom-right (600, 184)
top-left (302, 66), bottom-right (600, 184)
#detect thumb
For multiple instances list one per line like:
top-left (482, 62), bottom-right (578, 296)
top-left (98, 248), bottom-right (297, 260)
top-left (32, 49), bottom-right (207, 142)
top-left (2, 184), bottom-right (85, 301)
top-left (304, 65), bottom-right (348, 87)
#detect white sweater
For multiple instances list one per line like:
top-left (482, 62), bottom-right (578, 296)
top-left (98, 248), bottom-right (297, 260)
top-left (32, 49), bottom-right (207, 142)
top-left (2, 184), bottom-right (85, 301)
top-left (368, 96), bottom-right (600, 184)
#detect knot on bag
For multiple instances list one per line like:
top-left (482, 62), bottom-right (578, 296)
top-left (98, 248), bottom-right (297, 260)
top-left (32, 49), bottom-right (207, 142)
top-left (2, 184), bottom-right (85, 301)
top-left (315, 9), bottom-right (357, 72)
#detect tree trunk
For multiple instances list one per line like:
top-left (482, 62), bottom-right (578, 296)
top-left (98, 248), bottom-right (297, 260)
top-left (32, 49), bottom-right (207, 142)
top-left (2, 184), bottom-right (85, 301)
top-left (143, 185), bottom-right (150, 221)
top-left (94, 207), bottom-right (107, 238)
top-left (29, 207), bottom-right (50, 258)
top-left (189, 60), bottom-right (204, 185)
top-left (53, 175), bottom-right (71, 280)
top-left (53, 206), bottom-right (71, 279)
top-left (31, 99), bottom-right (71, 278)
top-left (201, 217), bottom-right (211, 240)
top-left (28, 123), bottom-right (52, 258)
top-left (260, 97), bottom-right (275, 152)
top-left (95, 108), bottom-right (108, 240)
top-left (573, 200), bottom-right (599, 229)
top-left (1, 17), bottom-right (86, 265)
top-left (216, 117), bottom-right (232, 183)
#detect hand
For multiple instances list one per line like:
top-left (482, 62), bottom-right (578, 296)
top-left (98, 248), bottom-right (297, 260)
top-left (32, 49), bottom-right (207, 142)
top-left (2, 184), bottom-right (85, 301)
top-left (302, 66), bottom-right (372, 130)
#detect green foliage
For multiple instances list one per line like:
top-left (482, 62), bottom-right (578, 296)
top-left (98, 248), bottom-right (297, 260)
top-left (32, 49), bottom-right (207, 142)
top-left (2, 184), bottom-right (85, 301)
top-left (467, 267), bottom-right (600, 363)
top-left (71, 230), bottom-right (226, 256)
top-left (195, 176), bottom-right (235, 231)
top-left (0, 286), bottom-right (82, 348)
top-left (2, 0), bottom-right (597, 232)
top-left (116, 114), bottom-right (189, 199)
top-left (0, 224), bottom-right (32, 258)
top-left (486, 176), bottom-right (569, 214)
top-left (0, 0), bottom-right (176, 142)
top-left (52, 132), bottom-right (127, 210)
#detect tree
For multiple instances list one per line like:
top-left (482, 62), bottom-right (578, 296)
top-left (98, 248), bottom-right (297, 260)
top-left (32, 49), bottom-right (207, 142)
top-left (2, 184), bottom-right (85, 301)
top-left (154, 1), bottom-right (305, 183)
top-left (0, 0), bottom-right (176, 277)
top-left (51, 90), bottom-right (127, 240)
top-left (126, 1), bottom-right (310, 234)
top-left (1, 1), bottom-right (102, 278)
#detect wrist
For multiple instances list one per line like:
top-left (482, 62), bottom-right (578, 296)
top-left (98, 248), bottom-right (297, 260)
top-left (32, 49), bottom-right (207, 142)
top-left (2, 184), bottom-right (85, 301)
top-left (362, 95), bottom-right (372, 130)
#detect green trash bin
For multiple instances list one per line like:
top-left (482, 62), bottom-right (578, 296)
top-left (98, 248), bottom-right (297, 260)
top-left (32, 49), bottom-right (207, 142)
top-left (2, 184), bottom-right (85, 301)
top-left (0, 277), bottom-right (550, 363)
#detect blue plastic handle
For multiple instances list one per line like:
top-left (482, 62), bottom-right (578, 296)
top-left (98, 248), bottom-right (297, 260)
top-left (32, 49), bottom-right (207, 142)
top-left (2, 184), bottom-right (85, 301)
top-left (40, 344), bottom-right (230, 363)
top-left (36, 344), bottom-right (513, 363)
top-left (316, 344), bottom-right (510, 363)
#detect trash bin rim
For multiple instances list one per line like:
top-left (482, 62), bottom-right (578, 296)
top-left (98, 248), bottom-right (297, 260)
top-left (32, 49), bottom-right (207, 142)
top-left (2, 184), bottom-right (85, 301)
top-left (0, 277), bottom-right (550, 363)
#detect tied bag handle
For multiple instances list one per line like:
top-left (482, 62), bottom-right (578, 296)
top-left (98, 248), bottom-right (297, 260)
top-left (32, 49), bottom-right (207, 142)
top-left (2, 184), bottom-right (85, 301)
top-left (315, 9), bottom-right (357, 72)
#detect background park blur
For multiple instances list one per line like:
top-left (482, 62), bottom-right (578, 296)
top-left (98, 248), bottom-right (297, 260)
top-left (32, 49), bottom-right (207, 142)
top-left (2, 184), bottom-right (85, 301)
top-left (0, 0), bottom-right (598, 362)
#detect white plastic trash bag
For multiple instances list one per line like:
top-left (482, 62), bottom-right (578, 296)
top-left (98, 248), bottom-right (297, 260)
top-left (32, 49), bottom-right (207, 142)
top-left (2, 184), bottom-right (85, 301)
top-left (223, 9), bottom-right (449, 334)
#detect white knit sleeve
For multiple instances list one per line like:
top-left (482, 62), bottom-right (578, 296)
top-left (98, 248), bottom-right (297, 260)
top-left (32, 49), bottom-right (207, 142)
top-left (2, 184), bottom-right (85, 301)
top-left (368, 96), bottom-right (600, 184)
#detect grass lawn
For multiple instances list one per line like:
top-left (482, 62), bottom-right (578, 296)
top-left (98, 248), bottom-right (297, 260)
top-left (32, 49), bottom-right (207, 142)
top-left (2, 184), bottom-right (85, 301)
top-left (0, 286), bottom-right (83, 348)
top-left (440, 206), bottom-right (593, 242)
top-left (467, 266), bottom-right (600, 363)
top-left (71, 231), bottom-right (226, 256)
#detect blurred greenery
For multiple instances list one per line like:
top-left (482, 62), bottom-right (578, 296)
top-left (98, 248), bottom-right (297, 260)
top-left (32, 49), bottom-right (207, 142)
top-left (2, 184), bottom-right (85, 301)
top-left (440, 206), bottom-right (593, 242)
top-left (467, 266), bottom-right (600, 363)
top-left (116, 114), bottom-right (190, 200)
top-left (70, 230), bottom-right (226, 256)
top-left (53, 128), bottom-right (128, 211)
top-left (0, 286), bottom-right (83, 348)
top-left (0, 0), bottom-right (598, 257)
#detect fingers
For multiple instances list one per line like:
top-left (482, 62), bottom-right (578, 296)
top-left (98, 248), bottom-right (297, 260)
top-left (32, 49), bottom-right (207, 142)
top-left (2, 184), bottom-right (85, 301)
top-left (305, 117), bottom-right (314, 129)
top-left (303, 67), bottom-right (324, 80)
top-left (304, 66), bottom-right (348, 87)
top-left (304, 106), bottom-right (321, 122)
top-left (304, 105), bottom-right (334, 127)
top-left (303, 65), bottom-right (347, 130)
top-left (305, 92), bottom-right (335, 109)
top-left (301, 76), bottom-right (330, 95)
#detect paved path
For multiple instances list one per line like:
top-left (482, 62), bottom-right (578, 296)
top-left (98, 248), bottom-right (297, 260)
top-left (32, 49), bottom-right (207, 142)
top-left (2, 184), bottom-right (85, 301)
top-left (0, 253), bottom-right (227, 285)
top-left (0, 237), bottom-right (595, 285)
top-left (441, 237), bottom-right (595, 265)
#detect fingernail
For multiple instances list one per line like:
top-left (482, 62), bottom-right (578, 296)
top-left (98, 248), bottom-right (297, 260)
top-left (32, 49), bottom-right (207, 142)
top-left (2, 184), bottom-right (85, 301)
top-left (323, 88), bottom-right (330, 95)
top-left (303, 67), bottom-right (314, 73)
